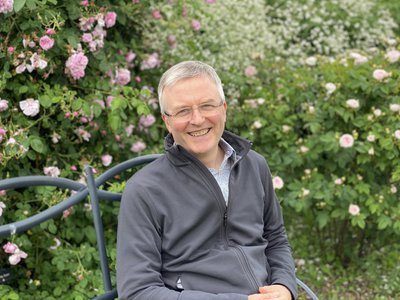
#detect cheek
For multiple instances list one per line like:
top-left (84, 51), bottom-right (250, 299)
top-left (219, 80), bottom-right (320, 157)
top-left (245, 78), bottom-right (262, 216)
top-left (168, 121), bottom-right (187, 133)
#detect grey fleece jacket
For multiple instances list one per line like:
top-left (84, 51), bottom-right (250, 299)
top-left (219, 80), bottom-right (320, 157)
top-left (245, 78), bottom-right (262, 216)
top-left (117, 131), bottom-right (297, 300)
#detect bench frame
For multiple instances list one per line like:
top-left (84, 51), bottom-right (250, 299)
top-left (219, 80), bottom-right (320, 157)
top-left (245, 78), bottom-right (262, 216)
top-left (0, 154), bottom-right (319, 300)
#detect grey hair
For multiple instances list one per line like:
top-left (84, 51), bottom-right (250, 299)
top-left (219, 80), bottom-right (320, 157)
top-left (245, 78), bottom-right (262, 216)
top-left (157, 61), bottom-right (225, 114)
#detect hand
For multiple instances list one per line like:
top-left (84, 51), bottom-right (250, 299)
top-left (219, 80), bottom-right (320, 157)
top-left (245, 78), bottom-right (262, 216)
top-left (252, 284), bottom-right (291, 300)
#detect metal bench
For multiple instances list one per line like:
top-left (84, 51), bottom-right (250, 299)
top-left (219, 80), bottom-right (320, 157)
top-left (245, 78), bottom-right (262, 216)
top-left (0, 154), bottom-right (319, 300)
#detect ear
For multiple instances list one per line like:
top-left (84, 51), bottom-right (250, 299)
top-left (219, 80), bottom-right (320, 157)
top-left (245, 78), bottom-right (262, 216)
top-left (222, 101), bottom-right (227, 123)
top-left (161, 114), bottom-right (172, 133)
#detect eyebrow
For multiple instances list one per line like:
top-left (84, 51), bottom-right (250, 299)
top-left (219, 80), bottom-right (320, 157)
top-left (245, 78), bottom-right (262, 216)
top-left (171, 99), bottom-right (218, 110)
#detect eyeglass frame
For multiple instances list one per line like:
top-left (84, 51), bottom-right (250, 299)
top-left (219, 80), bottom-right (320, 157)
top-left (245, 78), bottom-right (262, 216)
top-left (162, 100), bottom-right (225, 121)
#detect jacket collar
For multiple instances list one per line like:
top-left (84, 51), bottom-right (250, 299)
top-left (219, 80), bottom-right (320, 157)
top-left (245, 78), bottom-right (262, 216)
top-left (164, 130), bottom-right (251, 166)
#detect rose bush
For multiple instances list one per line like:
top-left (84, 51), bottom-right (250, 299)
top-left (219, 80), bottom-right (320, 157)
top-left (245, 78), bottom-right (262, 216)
top-left (226, 46), bottom-right (400, 267)
top-left (0, 0), bottom-right (165, 298)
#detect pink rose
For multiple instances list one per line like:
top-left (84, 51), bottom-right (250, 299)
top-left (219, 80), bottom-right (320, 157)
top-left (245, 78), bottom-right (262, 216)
top-left (125, 51), bottom-right (136, 63)
top-left (101, 154), bottom-right (113, 167)
top-left (191, 19), bottom-right (201, 31)
top-left (19, 98), bottom-right (40, 117)
top-left (0, 190), bottom-right (7, 196)
top-left (0, 0), bottom-right (13, 14)
top-left (373, 69), bottom-right (390, 81)
top-left (244, 65), bottom-right (257, 77)
top-left (3, 242), bottom-right (18, 254)
top-left (130, 141), bottom-right (146, 153)
top-left (7, 47), bottom-right (14, 54)
top-left (105, 12), bottom-right (117, 28)
top-left (152, 9), bottom-right (161, 19)
top-left (0, 99), bottom-right (9, 111)
top-left (46, 28), bottom-right (56, 35)
top-left (82, 33), bottom-right (93, 43)
top-left (39, 35), bottom-right (55, 50)
top-left (167, 35), bottom-right (177, 48)
top-left (140, 53), bottom-right (161, 70)
top-left (139, 114), bottom-right (156, 128)
top-left (348, 204), bottom-right (360, 216)
top-left (125, 124), bottom-right (134, 137)
top-left (339, 134), bottom-right (354, 148)
top-left (65, 52), bottom-right (89, 80)
top-left (272, 176), bottom-right (284, 190)
top-left (115, 68), bottom-right (131, 86)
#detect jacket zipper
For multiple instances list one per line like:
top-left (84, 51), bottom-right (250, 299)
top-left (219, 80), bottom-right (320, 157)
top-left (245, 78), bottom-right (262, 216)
top-left (223, 173), bottom-right (260, 291)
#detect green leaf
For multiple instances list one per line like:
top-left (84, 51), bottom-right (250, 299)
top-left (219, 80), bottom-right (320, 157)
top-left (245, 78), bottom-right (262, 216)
top-left (108, 114), bottom-right (121, 131)
top-left (53, 287), bottom-right (62, 297)
top-left (29, 136), bottom-right (46, 154)
top-left (19, 85), bottom-right (29, 94)
top-left (39, 95), bottom-right (52, 108)
top-left (14, 0), bottom-right (26, 12)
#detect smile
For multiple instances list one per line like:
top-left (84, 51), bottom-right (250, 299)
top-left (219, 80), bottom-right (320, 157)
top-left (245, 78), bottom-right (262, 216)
top-left (188, 128), bottom-right (210, 137)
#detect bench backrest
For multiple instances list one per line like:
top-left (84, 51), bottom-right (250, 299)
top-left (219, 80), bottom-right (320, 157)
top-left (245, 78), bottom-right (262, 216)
top-left (0, 154), bottom-right (318, 300)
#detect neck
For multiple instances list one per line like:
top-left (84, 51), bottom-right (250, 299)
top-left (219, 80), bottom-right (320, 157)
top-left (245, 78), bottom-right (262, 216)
top-left (198, 145), bottom-right (224, 169)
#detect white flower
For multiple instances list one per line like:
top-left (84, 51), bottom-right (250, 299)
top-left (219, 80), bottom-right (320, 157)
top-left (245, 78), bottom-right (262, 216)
top-left (385, 50), bottom-right (400, 63)
top-left (302, 188), bottom-right (310, 197)
top-left (43, 166), bottom-right (61, 177)
top-left (394, 130), bottom-right (400, 140)
top-left (300, 146), bottom-right (309, 153)
top-left (253, 120), bottom-right (262, 129)
top-left (390, 185), bottom-right (397, 194)
top-left (49, 238), bottom-right (61, 250)
top-left (272, 176), bottom-right (284, 190)
top-left (373, 109), bottom-right (382, 117)
top-left (389, 104), bottom-right (400, 112)
top-left (282, 125), bottom-right (291, 133)
top-left (334, 178), bottom-right (343, 185)
top-left (325, 83), bottom-right (336, 94)
top-left (348, 204), bottom-right (360, 216)
top-left (368, 147), bottom-right (375, 155)
top-left (0, 99), bottom-right (9, 112)
top-left (0, 201), bottom-right (6, 217)
top-left (51, 132), bottom-right (61, 144)
top-left (19, 98), bottom-right (40, 117)
top-left (305, 56), bottom-right (317, 66)
top-left (339, 134), bottom-right (354, 148)
top-left (346, 99), bottom-right (359, 109)
top-left (349, 52), bottom-right (368, 64)
top-left (367, 134), bottom-right (376, 142)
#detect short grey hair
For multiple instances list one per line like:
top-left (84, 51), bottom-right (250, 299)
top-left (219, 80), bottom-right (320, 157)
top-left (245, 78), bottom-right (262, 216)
top-left (157, 61), bottom-right (225, 114)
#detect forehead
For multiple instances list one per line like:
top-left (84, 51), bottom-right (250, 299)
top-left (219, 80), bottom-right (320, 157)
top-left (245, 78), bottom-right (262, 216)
top-left (164, 76), bottom-right (219, 104)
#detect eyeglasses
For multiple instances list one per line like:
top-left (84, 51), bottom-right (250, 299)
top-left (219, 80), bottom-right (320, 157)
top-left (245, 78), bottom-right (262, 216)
top-left (163, 101), bottom-right (224, 122)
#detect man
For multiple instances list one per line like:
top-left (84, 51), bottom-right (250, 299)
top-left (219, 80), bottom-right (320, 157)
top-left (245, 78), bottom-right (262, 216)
top-left (117, 61), bottom-right (297, 300)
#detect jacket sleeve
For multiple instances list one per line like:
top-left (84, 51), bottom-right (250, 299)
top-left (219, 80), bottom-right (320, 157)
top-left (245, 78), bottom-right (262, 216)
top-left (260, 159), bottom-right (298, 299)
top-left (116, 178), bottom-right (248, 300)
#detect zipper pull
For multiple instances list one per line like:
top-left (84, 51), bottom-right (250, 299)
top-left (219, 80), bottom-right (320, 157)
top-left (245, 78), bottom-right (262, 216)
top-left (223, 211), bottom-right (228, 227)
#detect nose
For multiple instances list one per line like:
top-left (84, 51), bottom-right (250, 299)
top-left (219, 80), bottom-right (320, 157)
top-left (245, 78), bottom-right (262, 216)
top-left (189, 107), bottom-right (205, 124)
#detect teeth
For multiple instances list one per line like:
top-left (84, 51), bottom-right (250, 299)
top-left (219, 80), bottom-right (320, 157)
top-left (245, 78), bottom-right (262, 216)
top-left (189, 129), bottom-right (209, 137)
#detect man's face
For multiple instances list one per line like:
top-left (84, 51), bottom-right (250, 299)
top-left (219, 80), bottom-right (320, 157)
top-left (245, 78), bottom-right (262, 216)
top-left (161, 76), bottom-right (227, 162)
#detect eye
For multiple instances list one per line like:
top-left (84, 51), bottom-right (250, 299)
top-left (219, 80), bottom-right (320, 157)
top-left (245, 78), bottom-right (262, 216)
top-left (175, 108), bottom-right (191, 117)
top-left (200, 103), bottom-right (217, 111)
